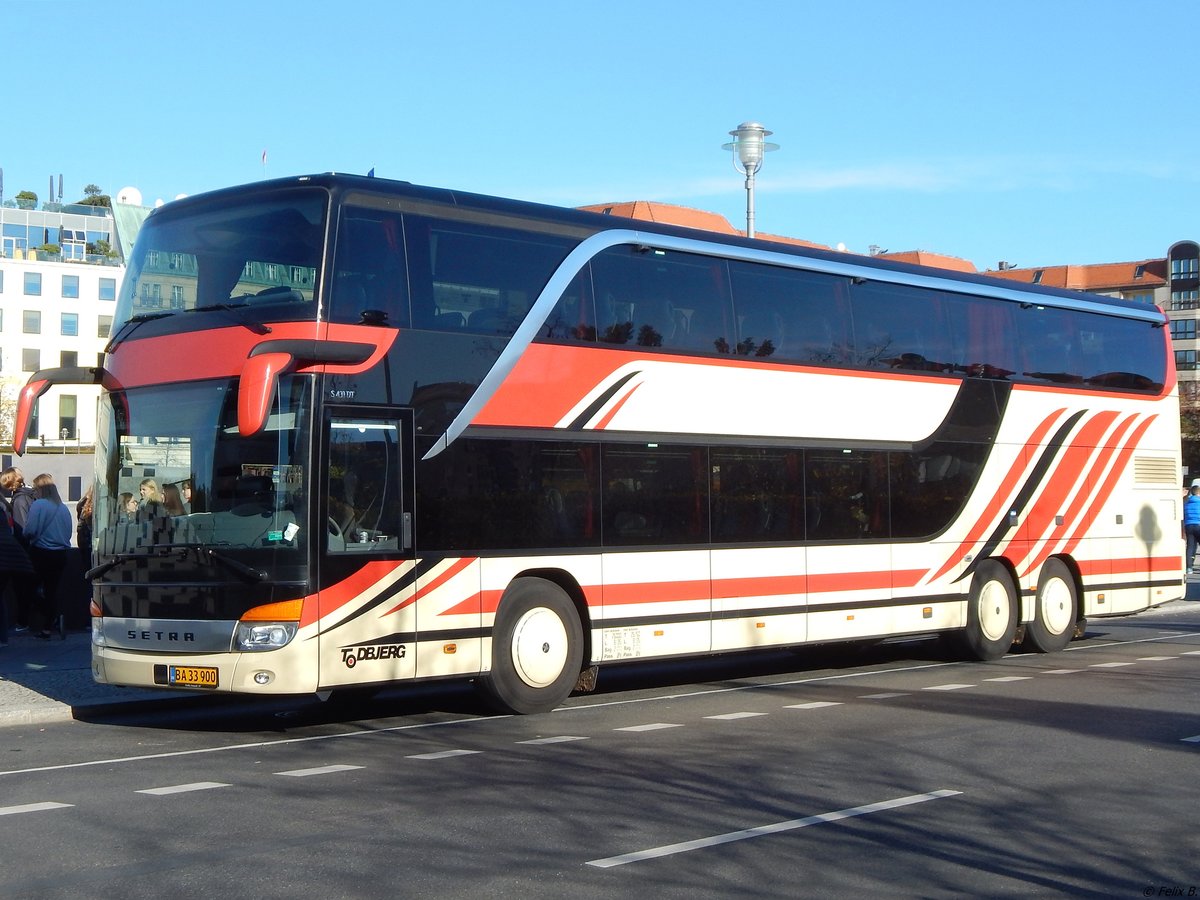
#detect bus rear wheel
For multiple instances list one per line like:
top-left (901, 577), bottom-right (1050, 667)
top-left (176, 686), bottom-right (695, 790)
top-left (956, 560), bottom-right (1018, 661)
top-left (479, 578), bottom-right (583, 715)
top-left (1024, 559), bottom-right (1077, 653)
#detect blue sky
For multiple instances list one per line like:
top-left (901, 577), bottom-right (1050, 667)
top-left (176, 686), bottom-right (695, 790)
top-left (5, 0), bottom-right (1196, 270)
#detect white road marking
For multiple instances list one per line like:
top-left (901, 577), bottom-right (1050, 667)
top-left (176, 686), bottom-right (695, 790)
top-left (615, 723), bottom-right (683, 732)
top-left (137, 782), bottom-right (230, 796)
top-left (859, 692), bottom-right (909, 699)
top-left (1181, 650), bottom-right (1200, 656)
top-left (1138, 656), bottom-right (1176, 661)
top-left (705, 712), bottom-right (768, 720)
top-left (586, 789), bottom-right (962, 868)
top-left (0, 802), bottom-right (72, 817)
top-left (516, 736), bottom-right (589, 744)
top-left (1182, 735), bottom-right (1200, 744)
top-left (406, 749), bottom-right (482, 760)
top-left (1044, 669), bottom-right (1082, 674)
top-left (1089, 662), bottom-right (1134, 668)
top-left (275, 764), bottom-right (364, 777)
top-left (784, 701), bottom-right (842, 710)
top-left (984, 676), bottom-right (1031, 682)
top-left (923, 683), bottom-right (974, 691)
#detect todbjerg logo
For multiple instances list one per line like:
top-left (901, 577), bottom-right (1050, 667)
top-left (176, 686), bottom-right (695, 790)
top-left (341, 643), bottom-right (407, 668)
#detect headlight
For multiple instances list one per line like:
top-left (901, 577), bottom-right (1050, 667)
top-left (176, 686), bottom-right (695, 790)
top-left (235, 621), bottom-right (298, 651)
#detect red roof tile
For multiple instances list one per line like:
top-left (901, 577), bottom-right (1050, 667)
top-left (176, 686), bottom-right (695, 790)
top-left (986, 260), bottom-right (1167, 290)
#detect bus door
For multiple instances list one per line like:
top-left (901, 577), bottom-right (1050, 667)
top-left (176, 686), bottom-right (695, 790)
top-left (317, 407), bottom-right (416, 688)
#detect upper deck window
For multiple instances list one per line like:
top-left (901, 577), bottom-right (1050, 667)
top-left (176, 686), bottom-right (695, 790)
top-left (404, 215), bottom-right (576, 335)
top-left (114, 190), bottom-right (325, 331)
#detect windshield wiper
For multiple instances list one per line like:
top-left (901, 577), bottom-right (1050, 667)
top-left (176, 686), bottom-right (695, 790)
top-left (187, 302), bottom-right (271, 334)
top-left (105, 311), bottom-right (175, 352)
top-left (86, 543), bottom-right (267, 583)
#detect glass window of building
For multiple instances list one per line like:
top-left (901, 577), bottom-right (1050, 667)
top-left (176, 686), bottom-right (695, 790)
top-left (22, 348), bottom-right (40, 372)
top-left (61, 274), bottom-right (80, 299)
top-left (23, 310), bottom-right (40, 334)
top-left (99, 277), bottom-right (116, 301)
top-left (60, 313), bottom-right (79, 337)
top-left (60, 350), bottom-right (78, 367)
top-left (24, 272), bottom-right (41, 296)
top-left (98, 315), bottom-right (112, 338)
top-left (58, 395), bottom-right (76, 439)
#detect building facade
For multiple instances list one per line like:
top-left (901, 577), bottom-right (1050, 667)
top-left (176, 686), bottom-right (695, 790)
top-left (0, 202), bottom-right (123, 449)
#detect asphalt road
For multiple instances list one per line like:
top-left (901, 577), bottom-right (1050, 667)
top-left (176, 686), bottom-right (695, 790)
top-left (2, 602), bottom-right (1199, 899)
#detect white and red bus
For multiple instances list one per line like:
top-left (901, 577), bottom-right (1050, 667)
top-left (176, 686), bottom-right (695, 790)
top-left (17, 174), bottom-right (1184, 713)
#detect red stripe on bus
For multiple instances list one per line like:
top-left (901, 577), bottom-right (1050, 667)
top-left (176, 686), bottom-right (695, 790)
top-left (928, 408), bottom-right (1067, 583)
top-left (1076, 555), bottom-right (1182, 576)
top-left (472, 343), bottom-right (956, 429)
top-left (1059, 415), bottom-right (1157, 561)
top-left (438, 567), bottom-right (932, 619)
top-left (309, 560), bottom-right (402, 627)
top-left (1020, 413), bottom-right (1138, 576)
top-left (385, 557), bottom-right (478, 617)
top-left (1007, 410), bottom-right (1120, 572)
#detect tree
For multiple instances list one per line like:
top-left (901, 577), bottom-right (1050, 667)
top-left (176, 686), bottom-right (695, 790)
top-left (15, 190), bottom-right (37, 210)
top-left (77, 184), bottom-right (111, 208)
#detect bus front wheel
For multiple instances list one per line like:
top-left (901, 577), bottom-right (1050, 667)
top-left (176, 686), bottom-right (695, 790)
top-left (1024, 559), bottom-right (1077, 653)
top-left (479, 578), bottom-right (583, 715)
top-left (956, 560), bottom-right (1018, 661)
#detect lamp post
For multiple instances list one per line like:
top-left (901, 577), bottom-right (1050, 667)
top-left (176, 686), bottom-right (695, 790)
top-left (721, 121), bottom-right (779, 239)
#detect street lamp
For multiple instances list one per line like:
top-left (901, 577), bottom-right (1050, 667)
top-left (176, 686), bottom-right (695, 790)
top-left (721, 121), bottom-right (779, 239)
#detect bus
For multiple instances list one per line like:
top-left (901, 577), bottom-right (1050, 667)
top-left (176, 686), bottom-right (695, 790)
top-left (16, 173), bottom-right (1184, 714)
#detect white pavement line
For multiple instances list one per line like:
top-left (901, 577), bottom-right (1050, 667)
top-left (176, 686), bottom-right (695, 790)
top-left (517, 736), bottom-right (589, 745)
top-left (1089, 662), bottom-right (1134, 668)
top-left (275, 764), bottom-right (364, 777)
top-left (705, 712), bottom-right (768, 720)
top-left (0, 714), bottom-right (502, 779)
top-left (406, 749), bottom-right (482, 760)
top-left (923, 684), bottom-right (974, 691)
top-left (1044, 669), bottom-right (1082, 674)
top-left (859, 692), bottom-right (909, 700)
top-left (784, 701), bottom-right (842, 710)
top-left (1182, 650), bottom-right (1200, 656)
top-left (615, 723), bottom-right (683, 732)
top-left (1138, 656), bottom-right (1177, 661)
top-left (1182, 735), bottom-right (1200, 744)
top-left (0, 801), bottom-right (73, 817)
top-left (137, 782), bottom-right (230, 796)
top-left (585, 789), bottom-right (963, 869)
top-left (985, 676), bottom-right (1032, 682)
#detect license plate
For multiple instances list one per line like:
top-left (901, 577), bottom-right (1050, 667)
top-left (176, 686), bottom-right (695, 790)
top-left (168, 665), bottom-right (218, 688)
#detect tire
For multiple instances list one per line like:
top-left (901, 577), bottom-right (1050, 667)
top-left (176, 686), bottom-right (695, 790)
top-left (479, 578), bottom-right (584, 715)
top-left (956, 560), bottom-right (1018, 661)
top-left (1024, 558), bottom-right (1077, 653)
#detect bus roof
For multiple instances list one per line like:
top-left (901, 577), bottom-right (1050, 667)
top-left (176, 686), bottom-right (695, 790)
top-left (149, 173), bottom-right (1166, 325)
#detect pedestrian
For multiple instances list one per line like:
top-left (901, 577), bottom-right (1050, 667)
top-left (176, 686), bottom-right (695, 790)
top-left (76, 485), bottom-right (94, 616)
top-left (0, 466), bottom-right (37, 534)
top-left (1185, 480), bottom-right (1200, 574)
top-left (22, 475), bottom-right (73, 639)
top-left (0, 467), bottom-right (37, 630)
top-left (0, 504), bottom-right (35, 647)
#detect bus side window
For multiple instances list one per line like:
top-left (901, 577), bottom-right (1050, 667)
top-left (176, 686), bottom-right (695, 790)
top-left (541, 268), bottom-right (598, 342)
top-left (330, 210), bottom-right (410, 328)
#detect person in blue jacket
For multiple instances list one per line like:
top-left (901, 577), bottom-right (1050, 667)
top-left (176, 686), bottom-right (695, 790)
top-left (22, 475), bottom-right (73, 639)
top-left (1185, 480), bottom-right (1200, 574)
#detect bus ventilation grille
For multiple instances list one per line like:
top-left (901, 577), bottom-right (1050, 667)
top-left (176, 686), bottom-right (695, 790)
top-left (1133, 456), bottom-right (1178, 486)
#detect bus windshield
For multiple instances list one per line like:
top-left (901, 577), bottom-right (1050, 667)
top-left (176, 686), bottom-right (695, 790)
top-left (113, 188), bottom-right (326, 332)
top-left (93, 376), bottom-right (312, 583)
